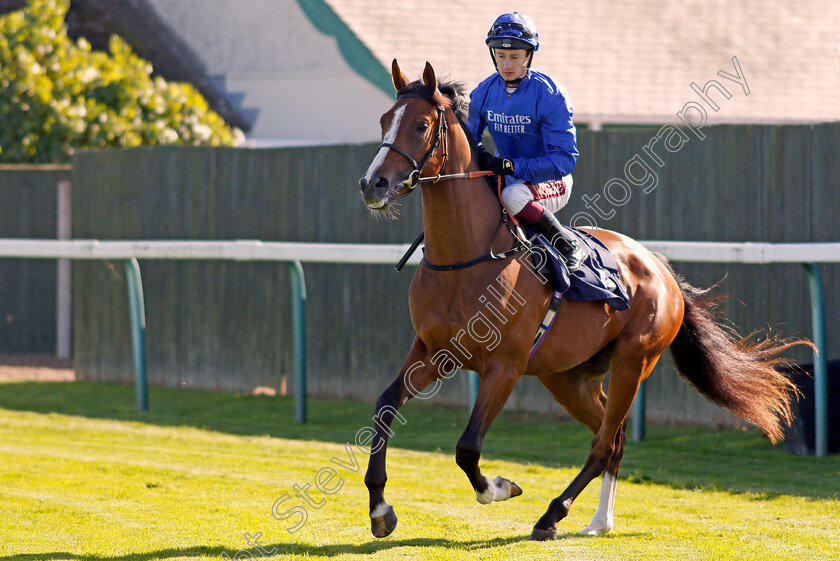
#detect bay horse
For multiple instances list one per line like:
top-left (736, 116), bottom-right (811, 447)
top-left (358, 60), bottom-right (809, 541)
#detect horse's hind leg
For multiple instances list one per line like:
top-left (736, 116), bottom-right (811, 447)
top-left (364, 336), bottom-right (440, 538)
top-left (455, 362), bottom-right (523, 504)
top-left (580, 420), bottom-right (626, 536)
top-left (538, 366), bottom-right (620, 536)
top-left (531, 352), bottom-right (659, 540)
top-left (538, 365), bottom-right (607, 434)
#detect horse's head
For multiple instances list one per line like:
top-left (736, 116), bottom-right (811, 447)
top-left (359, 60), bottom-right (452, 214)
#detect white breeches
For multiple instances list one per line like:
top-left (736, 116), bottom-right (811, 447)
top-left (501, 175), bottom-right (573, 216)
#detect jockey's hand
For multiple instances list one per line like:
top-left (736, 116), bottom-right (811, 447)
top-left (477, 148), bottom-right (515, 176)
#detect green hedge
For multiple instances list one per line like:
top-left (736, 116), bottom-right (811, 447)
top-left (0, 0), bottom-right (240, 163)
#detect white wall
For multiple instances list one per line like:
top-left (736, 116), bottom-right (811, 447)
top-left (146, 0), bottom-right (392, 143)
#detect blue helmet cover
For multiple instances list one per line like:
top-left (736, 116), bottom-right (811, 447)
top-left (486, 12), bottom-right (539, 51)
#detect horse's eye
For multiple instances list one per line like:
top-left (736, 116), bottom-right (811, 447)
top-left (416, 122), bottom-right (429, 133)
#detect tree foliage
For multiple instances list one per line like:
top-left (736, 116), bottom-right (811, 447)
top-left (0, 0), bottom-right (241, 163)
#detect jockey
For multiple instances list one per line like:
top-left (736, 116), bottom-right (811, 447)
top-left (467, 12), bottom-right (587, 273)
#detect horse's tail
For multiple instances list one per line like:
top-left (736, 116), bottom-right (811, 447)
top-left (656, 254), bottom-right (814, 443)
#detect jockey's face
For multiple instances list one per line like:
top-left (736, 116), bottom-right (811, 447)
top-left (493, 49), bottom-right (530, 81)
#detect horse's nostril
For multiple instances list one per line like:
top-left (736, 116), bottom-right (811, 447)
top-left (375, 176), bottom-right (389, 190)
top-left (359, 177), bottom-right (368, 190)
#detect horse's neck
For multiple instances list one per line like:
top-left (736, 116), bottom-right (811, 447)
top-left (420, 116), bottom-right (509, 266)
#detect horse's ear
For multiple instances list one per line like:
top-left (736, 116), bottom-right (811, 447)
top-left (422, 61), bottom-right (437, 92)
top-left (392, 59), bottom-right (409, 91)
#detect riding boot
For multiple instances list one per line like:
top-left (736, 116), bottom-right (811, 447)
top-left (532, 208), bottom-right (587, 273)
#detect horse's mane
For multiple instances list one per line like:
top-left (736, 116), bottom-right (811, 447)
top-left (396, 79), bottom-right (470, 123)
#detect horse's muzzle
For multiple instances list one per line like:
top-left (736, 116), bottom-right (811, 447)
top-left (359, 175), bottom-right (392, 209)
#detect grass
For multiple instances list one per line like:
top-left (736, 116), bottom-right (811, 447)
top-left (0, 380), bottom-right (838, 560)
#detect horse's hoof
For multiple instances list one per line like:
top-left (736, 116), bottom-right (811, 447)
top-left (530, 526), bottom-right (557, 541)
top-left (477, 475), bottom-right (524, 504)
top-left (579, 521), bottom-right (612, 536)
top-left (371, 505), bottom-right (398, 538)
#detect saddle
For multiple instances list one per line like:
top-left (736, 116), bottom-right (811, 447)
top-left (518, 224), bottom-right (630, 312)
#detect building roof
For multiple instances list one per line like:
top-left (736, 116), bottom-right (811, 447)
top-left (1, 0), bottom-right (257, 131)
top-left (321, 0), bottom-right (840, 126)
top-left (6, 0), bottom-right (838, 134)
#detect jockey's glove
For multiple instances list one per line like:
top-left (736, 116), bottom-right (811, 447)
top-left (477, 148), bottom-right (515, 176)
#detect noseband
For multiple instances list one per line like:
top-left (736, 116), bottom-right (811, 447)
top-left (379, 92), bottom-right (523, 272)
top-left (377, 93), bottom-right (449, 191)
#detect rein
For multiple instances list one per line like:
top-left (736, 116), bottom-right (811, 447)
top-left (378, 93), bottom-right (497, 188)
top-left (382, 91), bottom-right (525, 272)
top-left (394, 194), bottom-right (525, 272)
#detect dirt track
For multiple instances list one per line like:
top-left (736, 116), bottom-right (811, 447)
top-left (0, 354), bottom-right (75, 381)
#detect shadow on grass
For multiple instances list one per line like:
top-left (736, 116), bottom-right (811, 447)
top-left (0, 531), bottom-right (664, 560)
top-left (253, 536), bottom-right (534, 558)
top-left (0, 536), bottom-right (527, 560)
top-left (0, 546), bottom-right (222, 561)
top-left (1, 380), bottom-right (838, 501)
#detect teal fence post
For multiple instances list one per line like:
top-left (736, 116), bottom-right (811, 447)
top-left (125, 258), bottom-right (148, 411)
top-left (468, 370), bottom-right (480, 408)
top-left (802, 263), bottom-right (828, 457)
top-left (288, 261), bottom-right (307, 424)
top-left (632, 380), bottom-right (647, 441)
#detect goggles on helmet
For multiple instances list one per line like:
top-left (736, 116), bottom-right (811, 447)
top-left (487, 22), bottom-right (535, 40)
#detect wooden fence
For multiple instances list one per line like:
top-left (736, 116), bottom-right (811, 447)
top-left (67, 123), bottom-right (839, 425)
top-left (0, 165), bottom-right (71, 354)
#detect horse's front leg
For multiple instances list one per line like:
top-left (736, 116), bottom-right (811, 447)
top-left (455, 363), bottom-right (523, 504)
top-left (364, 336), bottom-right (438, 538)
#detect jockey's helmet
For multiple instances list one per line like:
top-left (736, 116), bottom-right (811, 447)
top-left (485, 12), bottom-right (539, 52)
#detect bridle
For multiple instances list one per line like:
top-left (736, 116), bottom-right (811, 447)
top-left (378, 92), bottom-right (526, 273)
top-left (377, 92), bottom-right (499, 196)
top-left (376, 93), bottom-right (449, 192)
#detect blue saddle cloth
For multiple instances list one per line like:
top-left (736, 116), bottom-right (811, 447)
top-left (522, 225), bottom-right (630, 311)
